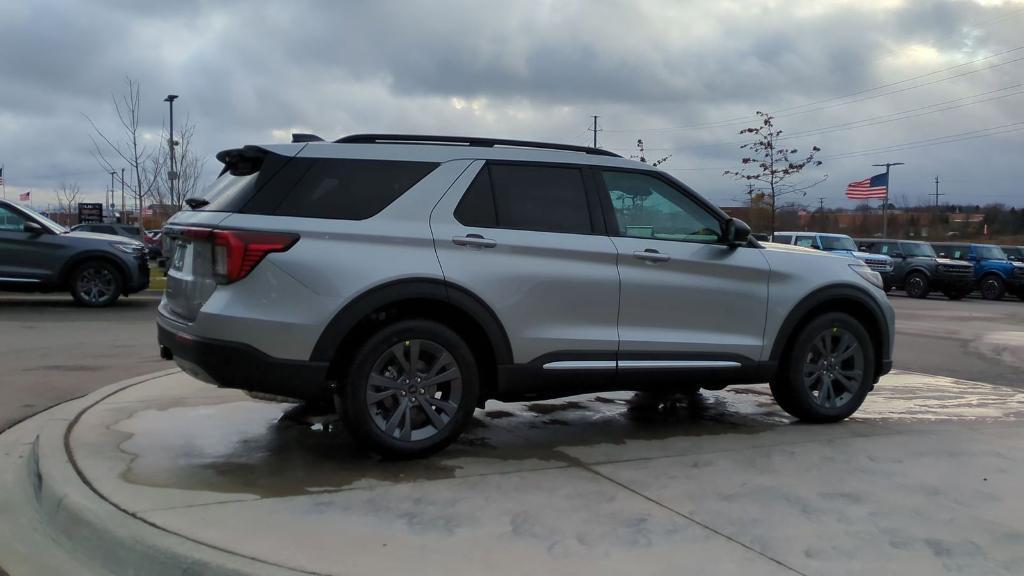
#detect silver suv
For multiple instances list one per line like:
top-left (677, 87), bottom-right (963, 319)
top-left (157, 134), bottom-right (894, 458)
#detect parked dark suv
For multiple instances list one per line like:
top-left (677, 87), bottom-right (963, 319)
top-left (856, 238), bottom-right (974, 299)
top-left (0, 200), bottom-right (150, 306)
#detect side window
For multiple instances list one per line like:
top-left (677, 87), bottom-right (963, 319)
top-left (795, 236), bottom-right (816, 248)
top-left (122, 226), bottom-right (141, 237)
top-left (92, 225), bottom-right (117, 235)
top-left (274, 159), bottom-right (438, 220)
top-left (454, 166), bottom-right (497, 227)
top-left (601, 171), bottom-right (720, 243)
top-left (0, 205), bottom-right (27, 231)
top-left (488, 164), bottom-right (592, 234)
top-left (773, 234), bottom-right (792, 244)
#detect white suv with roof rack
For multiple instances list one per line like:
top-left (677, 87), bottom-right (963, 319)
top-left (157, 134), bottom-right (894, 458)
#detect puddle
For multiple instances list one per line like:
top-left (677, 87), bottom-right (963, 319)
top-left (107, 372), bottom-right (1024, 499)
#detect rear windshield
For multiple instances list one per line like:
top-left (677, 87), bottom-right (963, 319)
top-left (196, 172), bottom-right (259, 212)
top-left (902, 242), bottom-right (936, 257)
top-left (820, 236), bottom-right (857, 251)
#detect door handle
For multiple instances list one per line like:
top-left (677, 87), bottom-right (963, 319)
top-left (633, 249), bottom-right (670, 263)
top-left (452, 234), bottom-right (497, 249)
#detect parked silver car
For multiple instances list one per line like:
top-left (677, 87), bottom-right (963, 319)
top-left (157, 134), bottom-right (894, 458)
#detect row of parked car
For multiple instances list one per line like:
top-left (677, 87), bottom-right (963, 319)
top-left (770, 231), bottom-right (1024, 301)
top-left (69, 223), bottom-right (164, 259)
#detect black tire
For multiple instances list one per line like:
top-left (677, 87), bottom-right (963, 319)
top-left (979, 275), bottom-right (1005, 301)
top-left (340, 319), bottom-right (479, 459)
top-left (69, 261), bottom-right (122, 307)
top-left (904, 272), bottom-right (930, 299)
top-left (769, 312), bottom-right (875, 423)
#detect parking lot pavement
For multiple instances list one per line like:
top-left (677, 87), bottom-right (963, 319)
top-left (0, 295), bottom-right (165, 431)
top-left (4, 369), bottom-right (1022, 576)
top-left (890, 294), bottom-right (1024, 388)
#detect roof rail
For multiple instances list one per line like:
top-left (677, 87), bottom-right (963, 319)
top-left (334, 134), bottom-right (622, 158)
top-left (292, 133), bottom-right (324, 143)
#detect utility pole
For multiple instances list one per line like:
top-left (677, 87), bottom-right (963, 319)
top-left (588, 115), bottom-right (600, 149)
top-left (931, 176), bottom-right (944, 208)
top-left (818, 197), bottom-right (825, 211)
top-left (164, 94), bottom-right (179, 218)
top-left (872, 162), bottom-right (904, 238)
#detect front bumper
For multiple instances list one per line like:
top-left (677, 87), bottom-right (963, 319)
top-left (157, 316), bottom-right (329, 402)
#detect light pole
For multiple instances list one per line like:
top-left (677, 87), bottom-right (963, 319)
top-left (872, 162), bottom-right (904, 237)
top-left (109, 170), bottom-right (116, 222)
top-left (164, 94), bottom-right (179, 211)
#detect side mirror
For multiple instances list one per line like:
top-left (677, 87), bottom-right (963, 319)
top-left (22, 221), bottom-right (45, 235)
top-left (892, 251), bottom-right (905, 259)
top-left (724, 218), bottom-right (751, 248)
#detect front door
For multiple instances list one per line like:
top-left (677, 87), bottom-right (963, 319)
top-left (597, 169), bottom-right (771, 363)
top-left (0, 205), bottom-right (56, 284)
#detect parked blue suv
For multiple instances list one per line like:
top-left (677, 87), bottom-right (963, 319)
top-left (931, 242), bottom-right (1024, 301)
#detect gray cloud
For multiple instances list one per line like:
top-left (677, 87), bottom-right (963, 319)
top-left (0, 0), bottom-right (1021, 209)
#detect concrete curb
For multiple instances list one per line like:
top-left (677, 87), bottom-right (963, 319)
top-left (9, 369), bottom-right (316, 576)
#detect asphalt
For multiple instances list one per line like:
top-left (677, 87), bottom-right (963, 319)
top-left (1, 290), bottom-right (1023, 432)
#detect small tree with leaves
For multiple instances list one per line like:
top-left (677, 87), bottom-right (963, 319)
top-left (724, 111), bottom-right (826, 234)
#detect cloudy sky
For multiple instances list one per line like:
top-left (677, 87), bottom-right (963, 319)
top-left (1, 0), bottom-right (1022, 210)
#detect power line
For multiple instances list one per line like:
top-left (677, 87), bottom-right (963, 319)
top-left (822, 120), bottom-right (1024, 160)
top-left (606, 44), bottom-right (1024, 134)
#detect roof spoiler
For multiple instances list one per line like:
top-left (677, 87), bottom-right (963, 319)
top-left (292, 133), bottom-right (324, 143)
top-left (215, 145), bottom-right (268, 176)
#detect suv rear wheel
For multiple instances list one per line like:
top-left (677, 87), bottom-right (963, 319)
top-left (70, 261), bottom-right (122, 307)
top-left (770, 312), bottom-right (874, 423)
top-left (979, 275), bottom-right (1005, 300)
top-left (340, 319), bottom-right (479, 459)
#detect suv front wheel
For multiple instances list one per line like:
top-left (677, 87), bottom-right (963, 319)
top-left (70, 261), bottom-right (122, 307)
top-left (340, 319), bottom-right (479, 459)
top-left (770, 312), bottom-right (875, 423)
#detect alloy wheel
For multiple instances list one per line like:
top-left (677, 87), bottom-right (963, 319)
top-left (801, 328), bottom-right (865, 409)
top-left (981, 279), bottom-right (1002, 300)
top-left (366, 339), bottom-right (462, 442)
top-left (77, 267), bottom-right (116, 304)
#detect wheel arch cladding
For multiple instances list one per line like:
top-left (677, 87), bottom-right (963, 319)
top-left (59, 252), bottom-right (130, 289)
top-left (311, 279), bottom-right (513, 402)
top-left (770, 285), bottom-right (888, 382)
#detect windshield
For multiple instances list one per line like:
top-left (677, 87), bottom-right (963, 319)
top-left (976, 245), bottom-right (1007, 260)
top-left (820, 236), bottom-right (857, 251)
top-left (17, 203), bottom-right (68, 234)
top-left (903, 243), bottom-right (936, 258)
top-left (1003, 247), bottom-right (1023, 260)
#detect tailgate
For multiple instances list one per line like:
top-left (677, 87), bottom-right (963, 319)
top-left (162, 212), bottom-right (230, 323)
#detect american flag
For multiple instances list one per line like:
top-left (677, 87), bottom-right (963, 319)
top-left (845, 173), bottom-right (888, 200)
top-left (0, 166), bottom-right (4, 186)
top-left (19, 191), bottom-right (30, 201)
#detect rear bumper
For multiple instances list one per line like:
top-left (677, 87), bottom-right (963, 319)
top-left (157, 316), bottom-right (329, 402)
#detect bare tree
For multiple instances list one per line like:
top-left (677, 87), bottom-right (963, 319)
top-left (630, 139), bottom-right (671, 167)
top-left (145, 117), bottom-right (205, 212)
top-left (85, 77), bottom-right (154, 240)
top-left (724, 111), bottom-right (827, 234)
top-left (54, 182), bottom-right (80, 226)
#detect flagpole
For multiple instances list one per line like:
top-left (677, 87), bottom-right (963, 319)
top-left (1, 165), bottom-right (6, 200)
top-left (873, 162), bottom-right (904, 237)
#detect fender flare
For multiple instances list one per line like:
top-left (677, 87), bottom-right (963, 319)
top-left (769, 284), bottom-right (890, 365)
top-left (309, 278), bottom-right (513, 365)
top-left (57, 251), bottom-right (132, 289)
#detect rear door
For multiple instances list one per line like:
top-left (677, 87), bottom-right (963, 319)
top-left (430, 161), bottom-right (620, 365)
top-left (596, 169), bottom-right (770, 364)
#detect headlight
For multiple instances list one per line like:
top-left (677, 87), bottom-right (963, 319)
top-left (850, 263), bottom-right (884, 290)
top-left (111, 242), bottom-right (143, 254)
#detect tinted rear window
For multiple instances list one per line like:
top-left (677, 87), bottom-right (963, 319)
top-left (273, 159), bottom-right (438, 220)
top-left (772, 234), bottom-right (792, 244)
top-left (488, 164), bottom-right (591, 234)
top-left (454, 167), bottom-right (497, 227)
top-left (199, 173), bottom-right (259, 212)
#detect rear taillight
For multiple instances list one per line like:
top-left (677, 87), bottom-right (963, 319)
top-left (210, 230), bottom-right (299, 284)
